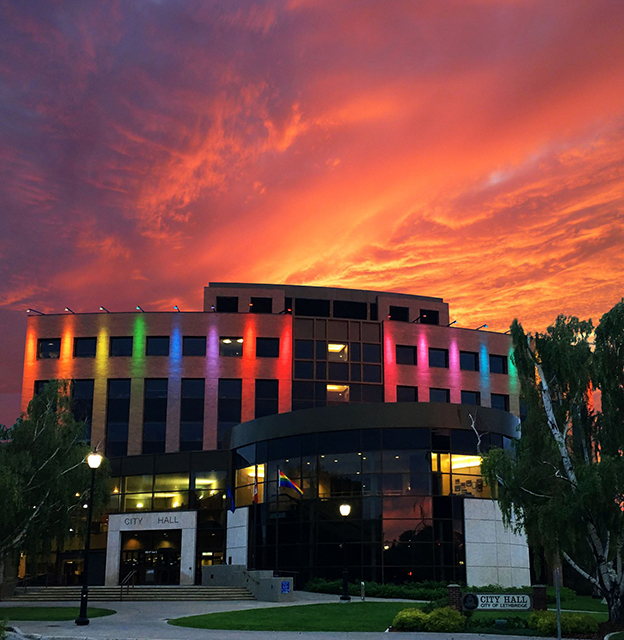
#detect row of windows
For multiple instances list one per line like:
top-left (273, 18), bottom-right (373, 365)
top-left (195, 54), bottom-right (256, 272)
top-left (396, 346), bottom-right (508, 374)
top-left (37, 336), bottom-right (280, 359)
top-left (396, 386), bottom-right (509, 410)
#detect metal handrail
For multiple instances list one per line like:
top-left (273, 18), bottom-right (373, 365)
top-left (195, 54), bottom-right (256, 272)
top-left (119, 570), bottom-right (137, 601)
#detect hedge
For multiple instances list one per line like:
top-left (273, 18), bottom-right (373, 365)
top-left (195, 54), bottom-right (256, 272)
top-left (392, 607), bottom-right (466, 632)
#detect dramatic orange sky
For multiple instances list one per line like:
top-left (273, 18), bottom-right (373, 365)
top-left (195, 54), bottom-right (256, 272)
top-left (1, 0), bottom-right (623, 426)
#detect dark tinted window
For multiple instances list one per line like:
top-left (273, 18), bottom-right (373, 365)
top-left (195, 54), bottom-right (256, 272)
top-left (257, 337), bottom-right (279, 357)
top-left (491, 393), bottom-right (510, 411)
top-left (363, 364), bottom-right (381, 383)
top-left (388, 306), bottom-right (409, 322)
top-left (250, 297), bottom-right (272, 314)
top-left (490, 354), bottom-right (508, 374)
top-left (451, 430), bottom-right (478, 454)
top-left (146, 336), bottom-right (169, 356)
top-left (106, 379), bottom-right (131, 457)
top-left (429, 348), bottom-right (448, 368)
top-left (218, 379), bottom-right (242, 448)
top-left (362, 343), bottom-right (381, 363)
top-left (396, 345), bottom-right (417, 365)
top-left (419, 309), bottom-right (439, 325)
top-left (143, 379), bottom-right (168, 454)
top-left (294, 340), bottom-right (314, 359)
top-left (181, 379), bottom-right (204, 451)
top-left (37, 338), bottom-right (61, 359)
top-left (461, 390), bottom-right (480, 405)
top-left (396, 386), bottom-right (418, 402)
top-left (295, 298), bottom-right (330, 317)
top-left (361, 385), bottom-right (384, 403)
top-left (459, 351), bottom-right (479, 371)
top-left (34, 380), bottom-right (49, 395)
top-left (216, 296), bottom-right (238, 312)
top-left (328, 362), bottom-right (349, 381)
top-left (383, 428), bottom-right (429, 449)
top-left (292, 381), bottom-right (314, 399)
top-left (370, 303), bottom-right (378, 321)
top-left (72, 379), bottom-right (94, 441)
top-left (333, 300), bottom-right (367, 319)
top-left (430, 388), bottom-right (450, 403)
top-left (110, 337), bottom-right (133, 357)
top-left (350, 343), bottom-right (361, 361)
top-left (255, 379), bottom-right (279, 418)
top-left (220, 337), bottom-right (243, 356)
top-left (74, 337), bottom-right (97, 358)
top-left (294, 361), bottom-right (314, 379)
top-left (183, 336), bottom-right (206, 356)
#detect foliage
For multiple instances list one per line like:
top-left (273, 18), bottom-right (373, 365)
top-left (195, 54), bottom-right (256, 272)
top-left (422, 595), bottom-right (449, 612)
top-left (0, 381), bottom-right (110, 569)
top-left (0, 618), bottom-right (6, 640)
top-left (304, 577), bottom-right (447, 600)
top-left (391, 606), bottom-right (466, 633)
top-left (546, 586), bottom-right (576, 604)
top-left (466, 614), bottom-right (528, 630)
top-left (480, 301), bottom-right (624, 623)
top-left (528, 611), bottom-right (599, 636)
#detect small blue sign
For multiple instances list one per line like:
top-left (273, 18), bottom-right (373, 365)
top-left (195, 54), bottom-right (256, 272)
top-left (281, 581), bottom-right (290, 594)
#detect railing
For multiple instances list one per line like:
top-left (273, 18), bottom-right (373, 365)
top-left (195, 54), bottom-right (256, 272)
top-left (119, 570), bottom-right (137, 601)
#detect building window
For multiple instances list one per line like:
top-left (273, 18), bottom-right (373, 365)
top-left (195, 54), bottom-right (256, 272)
top-left (143, 379), bottom-right (168, 454)
top-left (183, 336), bottom-right (206, 356)
top-left (180, 379), bottom-right (204, 452)
top-left (461, 390), bottom-right (480, 405)
top-left (429, 348), bottom-right (449, 368)
top-left (396, 385), bottom-right (418, 402)
top-left (419, 309), bottom-right (440, 325)
top-left (362, 343), bottom-right (381, 363)
top-left (294, 361), bottom-right (314, 379)
top-left (459, 351), bottom-right (479, 371)
top-left (333, 300), bottom-right (368, 320)
top-left (34, 380), bottom-right (49, 395)
top-left (489, 354), bottom-right (509, 374)
top-left (72, 379), bottom-right (94, 442)
top-left (216, 296), bottom-right (238, 313)
top-left (294, 339), bottom-right (314, 359)
top-left (363, 364), bottom-right (382, 383)
top-left (106, 379), bottom-right (131, 458)
top-left (328, 362), bottom-right (349, 381)
top-left (256, 337), bottom-right (279, 358)
top-left (110, 337), bottom-right (133, 357)
top-left (370, 303), bottom-right (378, 321)
top-left (491, 393), bottom-right (510, 411)
top-left (255, 379), bottom-right (279, 418)
top-left (294, 298), bottom-right (330, 317)
top-left (74, 337), bottom-right (97, 358)
top-left (327, 384), bottom-right (349, 403)
top-left (218, 379), bottom-right (242, 448)
top-left (250, 297), bottom-right (272, 314)
top-left (388, 305), bottom-right (409, 322)
top-left (37, 338), bottom-right (61, 359)
top-left (327, 342), bottom-right (348, 362)
top-left (219, 337), bottom-right (243, 357)
top-left (430, 388), bottom-right (450, 403)
top-left (396, 345), bottom-right (417, 365)
top-left (146, 336), bottom-right (170, 356)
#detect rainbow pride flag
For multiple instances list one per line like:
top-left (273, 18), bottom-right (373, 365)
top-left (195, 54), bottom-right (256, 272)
top-left (278, 470), bottom-right (303, 495)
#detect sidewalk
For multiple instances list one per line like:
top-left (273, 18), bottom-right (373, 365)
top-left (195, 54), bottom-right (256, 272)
top-left (0, 593), bottom-right (562, 640)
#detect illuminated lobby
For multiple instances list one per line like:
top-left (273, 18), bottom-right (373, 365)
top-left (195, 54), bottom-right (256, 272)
top-left (21, 283), bottom-right (529, 588)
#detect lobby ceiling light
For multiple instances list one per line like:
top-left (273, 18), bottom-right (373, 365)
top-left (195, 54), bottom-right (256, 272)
top-left (222, 338), bottom-right (232, 344)
top-left (327, 343), bottom-right (346, 352)
top-left (236, 338), bottom-right (244, 343)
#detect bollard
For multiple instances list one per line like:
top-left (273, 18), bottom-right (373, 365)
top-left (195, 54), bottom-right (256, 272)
top-left (361, 581), bottom-right (365, 601)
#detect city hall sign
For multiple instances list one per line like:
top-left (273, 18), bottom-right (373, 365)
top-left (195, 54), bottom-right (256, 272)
top-left (462, 593), bottom-right (532, 611)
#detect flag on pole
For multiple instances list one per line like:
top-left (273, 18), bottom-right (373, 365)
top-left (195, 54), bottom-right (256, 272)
top-left (278, 469), bottom-right (303, 495)
top-left (226, 484), bottom-right (236, 513)
top-left (253, 470), bottom-right (259, 504)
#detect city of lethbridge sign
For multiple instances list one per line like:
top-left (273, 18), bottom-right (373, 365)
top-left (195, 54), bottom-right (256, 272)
top-left (462, 593), bottom-right (532, 611)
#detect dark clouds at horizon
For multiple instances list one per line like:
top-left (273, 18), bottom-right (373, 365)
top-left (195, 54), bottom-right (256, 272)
top-left (1, 0), bottom-right (623, 425)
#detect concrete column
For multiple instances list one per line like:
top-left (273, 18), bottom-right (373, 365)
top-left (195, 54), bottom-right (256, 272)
top-left (104, 529), bottom-right (121, 586)
top-left (180, 526), bottom-right (197, 585)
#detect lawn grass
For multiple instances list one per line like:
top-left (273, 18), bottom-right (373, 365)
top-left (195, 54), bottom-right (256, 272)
top-left (556, 594), bottom-right (608, 613)
top-left (0, 607), bottom-right (116, 621)
top-left (169, 602), bottom-right (417, 632)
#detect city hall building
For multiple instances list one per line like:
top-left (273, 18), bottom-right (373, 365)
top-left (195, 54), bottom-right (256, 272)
top-left (21, 283), bottom-right (530, 588)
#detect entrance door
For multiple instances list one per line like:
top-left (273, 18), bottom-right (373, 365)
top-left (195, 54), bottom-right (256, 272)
top-left (120, 531), bottom-right (181, 585)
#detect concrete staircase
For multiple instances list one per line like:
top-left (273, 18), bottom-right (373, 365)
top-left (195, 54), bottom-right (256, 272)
top-left (9, 585), bottom-right (255, 602)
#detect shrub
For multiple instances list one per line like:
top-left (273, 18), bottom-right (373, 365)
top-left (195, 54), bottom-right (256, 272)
top-left (0, 618), bottom-right (6, 640)
top-left (422, 595), bottom-right (449, 613)
top-left (528, 611), bottom-right (598, 636)
top-left (546, 585), bottom-right (577, 604)
top-left (467, 615), bottom-right (528, 630)
top-left (391, 608), bottom-right (428, 632)
top-left (391, 607), bottom-right (466, 633)
top-left (304, 578), bottom-right (447, 601)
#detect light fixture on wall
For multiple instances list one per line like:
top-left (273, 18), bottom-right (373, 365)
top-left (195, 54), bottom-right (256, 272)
top-left (99, 306), bottom-right (110, 313)
top-left (475, 324), bottom-right (488, 330)
top-left (26, 308), bottom-right (45, 315)
top-left (447, 320), bottom-right (457, 327)
top-left (65, 307), bottom-right (75, 314)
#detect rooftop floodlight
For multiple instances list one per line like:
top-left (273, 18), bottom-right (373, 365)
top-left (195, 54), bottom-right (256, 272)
top-left (26, 308), bottom-right (45, 315)
top-left (210, 305), bottom-right (216, 311)
top-left (99, 306), bottom-right (110, 313)
top-left (475, 324), bottom-right (488, 331)
top-left (447, 320), bottom-right (457, 327)
top-left (411, 316), bottom-right (422, 323)
top-left (279, 307), bottom-right (292, 314)
top-left (504, 329), bottom-right (511, 334)
top-left (65, 307), bottom-right (75, 314)
top-left (136, 306), bottom-right (145, 312)
top-left (174, 305), bottom-right (181, 312)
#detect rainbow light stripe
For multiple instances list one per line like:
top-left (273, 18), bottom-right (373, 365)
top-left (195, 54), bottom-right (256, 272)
top-left (279, 470), bottom-right (303, 495)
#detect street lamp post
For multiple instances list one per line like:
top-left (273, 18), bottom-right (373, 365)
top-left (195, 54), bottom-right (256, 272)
top-left (75, 452), bottom-right (103, 626)
top-left (339, 503), bottom-right (351, 602)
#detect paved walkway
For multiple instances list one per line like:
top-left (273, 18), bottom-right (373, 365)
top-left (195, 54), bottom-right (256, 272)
top-left (0, 592), bottom-right (563, 640)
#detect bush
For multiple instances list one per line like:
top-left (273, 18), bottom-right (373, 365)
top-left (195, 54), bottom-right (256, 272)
top-left (467, 615), bottom-right (528, 630)
top-left (0, 618), bottom-right (6, 640)
top-left (391, 607), bottom-right (466, 633)
top-left (391, 608), bottom-right (428, 632)
top-left (546, 585), bottom-right (577, 603)
top-left (528, 611), bottom-right (598, 637)
top-left (422, 595), bottom-right (449, 613)
top-left (304, 578), bottom-right (447, 601)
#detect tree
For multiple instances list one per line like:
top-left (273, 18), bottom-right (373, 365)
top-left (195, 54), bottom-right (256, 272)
top-left (481, 300), bottom-right (624, 623)
top-left (0, 380), bottom-right (108, 587)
